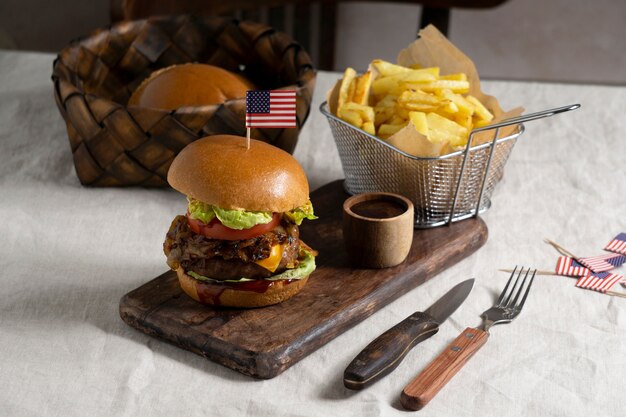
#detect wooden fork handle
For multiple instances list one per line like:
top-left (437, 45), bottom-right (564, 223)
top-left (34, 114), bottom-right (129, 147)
top-left (401, 327), bottom-right (489, 411)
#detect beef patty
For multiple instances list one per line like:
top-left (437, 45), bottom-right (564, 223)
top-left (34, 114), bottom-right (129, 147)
top-left (164, 215), bottom-right (300, 280)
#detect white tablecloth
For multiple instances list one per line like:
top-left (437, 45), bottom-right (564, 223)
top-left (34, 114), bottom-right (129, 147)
top-left (1, 50), bottom-right (625, 417)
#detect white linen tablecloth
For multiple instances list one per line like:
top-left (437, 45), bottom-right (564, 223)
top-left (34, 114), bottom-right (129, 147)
top-left (0, 50), bottom-right (624, 417)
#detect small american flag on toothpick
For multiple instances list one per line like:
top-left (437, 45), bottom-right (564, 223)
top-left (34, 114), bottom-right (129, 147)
top-left (498, 237), bottom-right (626, 298)
top-left (555, 256), bottom-right (590, 277)
top-left (605, 233), bottom-right (626, 255)
top-left (577, 253), bottom-right (626, 273)
top-left (244, 90), bottom-right (297, 149)
top-left (246, 90), bottom-right (297, 128)
top-left (575, 272), bottom-right (624, 293)
top-left (545, 239), bottom-right (626, 273)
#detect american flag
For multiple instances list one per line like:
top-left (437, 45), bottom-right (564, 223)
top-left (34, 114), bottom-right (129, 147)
top-left (555, 256), bottom-right (590, 277)
top-left (246, 90), bottom-right (297, 128)
top-left (575, 272), bottom-right (623, 293)
top-left (605, 233), bottom-right (626, 255)
top-left (578, 253), bottom-right (626, 273)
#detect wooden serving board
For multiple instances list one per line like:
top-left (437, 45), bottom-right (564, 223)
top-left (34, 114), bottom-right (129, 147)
top-left (120, 180), bottom-right (488, 379)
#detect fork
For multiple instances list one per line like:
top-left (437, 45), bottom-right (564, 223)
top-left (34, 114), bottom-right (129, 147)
top-left (401, 266), bottom-right (537, 410)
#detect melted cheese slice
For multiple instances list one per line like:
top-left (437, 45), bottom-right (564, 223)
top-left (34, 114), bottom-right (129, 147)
top-left (254, 244), bottom-right (285, 273)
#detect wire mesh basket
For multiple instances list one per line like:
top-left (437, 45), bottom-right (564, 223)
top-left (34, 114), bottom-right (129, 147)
top-left (321, 101), bottom-right (579, 228)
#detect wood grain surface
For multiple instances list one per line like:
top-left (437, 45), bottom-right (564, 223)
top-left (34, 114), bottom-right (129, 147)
top-left (119, 180), bottom-right (488, 379)
top-left (343, 311), bottom-right (439, 390)
top-left (342, 192), bottom-right (414, 268)
top-left (401, 327), bottom-right (489, 410)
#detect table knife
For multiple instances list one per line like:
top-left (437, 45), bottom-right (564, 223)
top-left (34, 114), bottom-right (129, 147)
top-left (343, 279), bottom-right (474, 390)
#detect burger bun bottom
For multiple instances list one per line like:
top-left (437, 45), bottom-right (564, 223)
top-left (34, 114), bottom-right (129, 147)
top-left (176, 268), bottom-right (309, 308)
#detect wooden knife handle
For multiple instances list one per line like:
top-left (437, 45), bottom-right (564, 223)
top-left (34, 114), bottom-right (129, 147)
top-left (401, 327), bottom-right (489, 410)
top-left (343, 311), bottom-right (439, 390)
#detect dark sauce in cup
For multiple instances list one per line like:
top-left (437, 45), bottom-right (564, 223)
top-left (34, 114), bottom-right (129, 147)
top-left (350, 199), bottom-right (407, 219)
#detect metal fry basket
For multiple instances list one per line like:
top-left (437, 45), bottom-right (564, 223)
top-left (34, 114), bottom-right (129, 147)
top-left (321, 102), bottom-right (579, 228)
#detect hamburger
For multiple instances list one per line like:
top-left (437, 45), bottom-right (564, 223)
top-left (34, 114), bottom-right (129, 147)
top-left (163, 135), bottom-right (317, 307)
top-left (128, 63), bottom-right (254, 110)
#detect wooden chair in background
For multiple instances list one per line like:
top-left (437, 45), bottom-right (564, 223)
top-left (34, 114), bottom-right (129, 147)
top-left (110, 0), bottom-right (508, 70)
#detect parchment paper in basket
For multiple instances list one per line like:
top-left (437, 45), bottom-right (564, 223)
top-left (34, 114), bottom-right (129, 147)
top-left (394, 25), bottom-right (524, 155)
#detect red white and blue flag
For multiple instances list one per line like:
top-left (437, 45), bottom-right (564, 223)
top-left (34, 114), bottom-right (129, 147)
top-left (555, 256), bottom-right (590, 277)
top-left (578, 253), bottom-right (626, 273)
top-left (605, 233), bottom-right (626, 256)
top-left (575, 272), bottom-right (624, 293)
top-left (246, 90), bottom-right (297, 128)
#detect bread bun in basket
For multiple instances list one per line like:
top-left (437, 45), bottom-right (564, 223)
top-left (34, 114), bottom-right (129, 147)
top-left (128, 63), bottom-right (253, 110)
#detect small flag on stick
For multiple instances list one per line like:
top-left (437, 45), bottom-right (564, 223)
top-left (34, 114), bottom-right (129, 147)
top-left (578, 253), bottom-right (626, 273)
top-left (545, 239), bottom-right (626, 273)
top-left (605, 233), bottom-right (626, 255)
top-left (555, 256), bottom-right (590, 277)
top-left (575, 272), bottom-right (624, 293)
top-left (541, 237), bottom-right (626, 297)
top-left (246, 90), bottom-right (297, 128)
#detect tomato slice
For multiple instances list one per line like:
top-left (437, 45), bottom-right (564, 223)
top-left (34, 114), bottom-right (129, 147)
top-left (187, 213), bottom-right (281, 240)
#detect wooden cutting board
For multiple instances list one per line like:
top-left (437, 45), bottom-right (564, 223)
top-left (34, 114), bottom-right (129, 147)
top-left (119, 180), bottom-right (488, 379)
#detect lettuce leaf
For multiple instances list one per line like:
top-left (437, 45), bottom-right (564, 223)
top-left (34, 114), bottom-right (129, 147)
top-left (283, 200), bottom-right (318, 225)
top-left (187, 198), bottom-right (273, 230)
top-left (213, 207), bottom-right (273, 230)
top-left (188, 198), bottom-right (317, 228)
top-left (186, 250), bottom-right (316, 284)
top-left (187, 198), bottom-right (216, 224)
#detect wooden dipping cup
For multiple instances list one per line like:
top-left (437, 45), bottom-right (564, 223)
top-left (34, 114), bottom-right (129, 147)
top-left (343, 192), bottom-right (414, 268)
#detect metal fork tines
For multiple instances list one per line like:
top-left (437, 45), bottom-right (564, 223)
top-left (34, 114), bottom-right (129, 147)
top-left (482, 266), bottom-right (537, 332)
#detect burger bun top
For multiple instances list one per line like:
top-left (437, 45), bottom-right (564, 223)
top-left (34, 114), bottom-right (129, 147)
top-left (167, 135), bottom-right (310, 212)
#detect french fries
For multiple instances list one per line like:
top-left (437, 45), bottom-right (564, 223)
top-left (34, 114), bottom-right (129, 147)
top-left (336, 70), bottom-right (377, 135)
top-left (334, 59), bottom-right (494, 151)
top-left (338, 68), bottom-right (357, 110)
top-left (338, 102), bottom-right (376, 135)
top-left (352, 72), bottom-right (373, 105)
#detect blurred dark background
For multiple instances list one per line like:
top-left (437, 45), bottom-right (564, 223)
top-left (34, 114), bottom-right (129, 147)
top-left (0, 0), bottom-right (624, 84)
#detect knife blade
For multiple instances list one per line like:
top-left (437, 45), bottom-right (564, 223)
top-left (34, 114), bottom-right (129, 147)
top-left (343, 279), bottom-right (474, 390)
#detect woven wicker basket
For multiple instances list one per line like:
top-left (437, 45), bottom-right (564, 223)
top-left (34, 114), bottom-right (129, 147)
top-left (52, 15), bottom-right (316, 187)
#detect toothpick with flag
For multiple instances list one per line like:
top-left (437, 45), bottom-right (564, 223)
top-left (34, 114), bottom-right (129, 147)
top-left (605, 232), bottom-right (626, 289)
top-left (555, 256), bottom-right (590, 277)
top-left (245, 90), bottom-right (297, 149)
top-left (501, 236), bottom-right (626, 298)
top-left (577, 253), bottom-right (626, 273)
top-left (554, 256), bottom-right (624, 294)
top-left (605, 233), bottom-right (626, 256)
top-left (543, 239), bottom-right (626, 295)
top-left (548, 255), bottom-right (624, 294)
top-left (545, 239), bottom-right (626, 274)
top-left (575, 271), bottom-right (624, 293)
